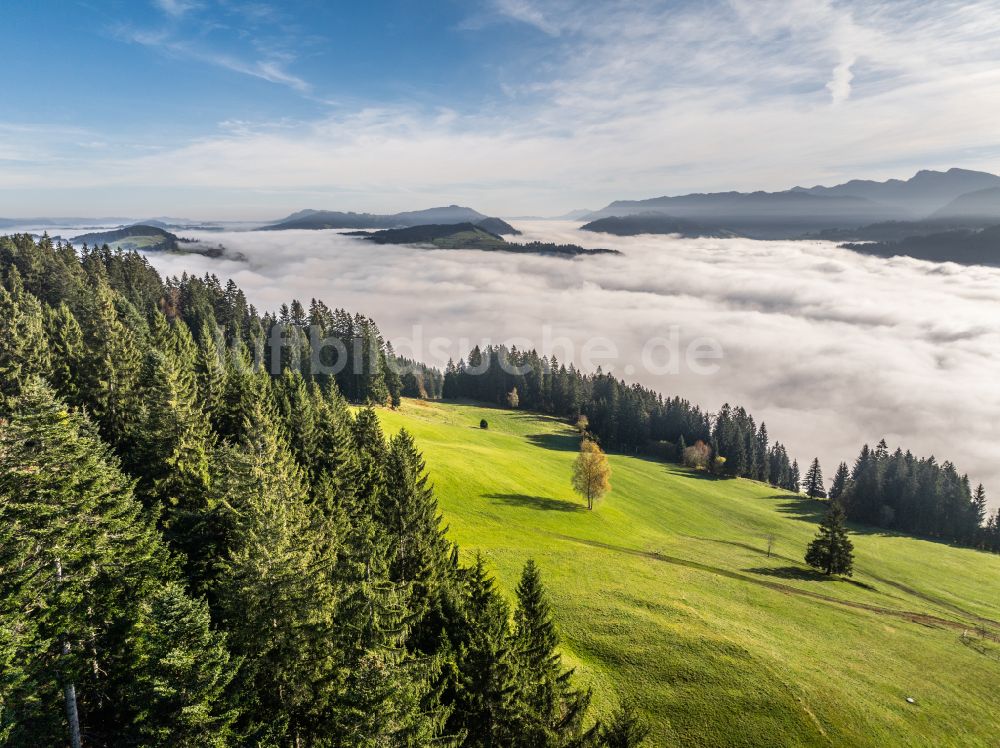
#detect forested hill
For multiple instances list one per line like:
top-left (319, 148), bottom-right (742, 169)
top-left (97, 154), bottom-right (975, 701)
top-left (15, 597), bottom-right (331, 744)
top-left (70, 223), bottom-right (180, 252)
top-left (580, 213), bottom-right (735, 238)
top-left (841, 224), bottom-right (1000, 267)
top-left (0, 233), bottom-right (638, 746)
top-left (357, 223), bottom-right (620, 256)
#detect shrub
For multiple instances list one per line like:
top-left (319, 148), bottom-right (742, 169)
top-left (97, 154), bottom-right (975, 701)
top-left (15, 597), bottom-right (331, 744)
top-left (682, 440), bottom-right (712, 470)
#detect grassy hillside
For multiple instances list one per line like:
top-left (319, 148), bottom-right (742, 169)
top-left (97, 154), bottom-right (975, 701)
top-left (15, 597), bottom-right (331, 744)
top-left (376, 399), bottom-right (1000, 747)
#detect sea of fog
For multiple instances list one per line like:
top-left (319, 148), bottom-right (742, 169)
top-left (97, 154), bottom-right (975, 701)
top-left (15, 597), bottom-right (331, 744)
top-left (125, 221), bottom-right (1000, 504)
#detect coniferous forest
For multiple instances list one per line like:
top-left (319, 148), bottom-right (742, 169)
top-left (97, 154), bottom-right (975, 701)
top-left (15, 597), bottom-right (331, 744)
top-left (0, 234), bottom-right (647, 746)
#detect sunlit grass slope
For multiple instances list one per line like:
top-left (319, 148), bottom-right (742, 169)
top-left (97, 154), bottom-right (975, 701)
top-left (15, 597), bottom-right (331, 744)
top-left (376, 399), bottom-right (1000, 747)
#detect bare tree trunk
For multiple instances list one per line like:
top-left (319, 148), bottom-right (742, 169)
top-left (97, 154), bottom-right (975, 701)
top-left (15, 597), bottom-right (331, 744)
top-left (56, 559), bottom-right (83, 748)
top-left (64, 674), bottom-right (82, 748)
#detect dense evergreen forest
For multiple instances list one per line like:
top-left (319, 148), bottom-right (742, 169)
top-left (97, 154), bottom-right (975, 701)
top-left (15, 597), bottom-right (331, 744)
top-left (833, 442), bottom-right (999, 551)
top-left (0, 234), bottom-right (645, 746)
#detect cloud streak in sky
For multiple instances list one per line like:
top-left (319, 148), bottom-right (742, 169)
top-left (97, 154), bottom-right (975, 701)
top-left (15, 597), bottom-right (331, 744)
top-left (138, 224), bottom-right (1000, 506)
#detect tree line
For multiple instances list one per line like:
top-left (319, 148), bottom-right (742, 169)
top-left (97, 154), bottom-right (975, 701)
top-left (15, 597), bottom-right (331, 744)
top-left (442, 346), bottom-right (800, 491)
top-left (0, 233), bottom-right (646, 746)
top-left (820, 442), bottom-right (999, 551)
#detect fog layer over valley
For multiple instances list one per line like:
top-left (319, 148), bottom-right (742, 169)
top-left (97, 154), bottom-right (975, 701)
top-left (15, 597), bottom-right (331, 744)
top-left (142, 222), bottom-right (1000, 502)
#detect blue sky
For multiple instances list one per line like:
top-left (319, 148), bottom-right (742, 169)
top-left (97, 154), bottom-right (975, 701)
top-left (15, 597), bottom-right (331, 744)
top-left (4, 0), bottom-right (1000, 218)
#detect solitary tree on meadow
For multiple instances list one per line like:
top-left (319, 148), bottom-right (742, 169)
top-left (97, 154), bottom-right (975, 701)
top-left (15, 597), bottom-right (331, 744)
top-left (572, 439), bottom-right (611, 510)
top-left (805, 502), bottom-right (855, 576)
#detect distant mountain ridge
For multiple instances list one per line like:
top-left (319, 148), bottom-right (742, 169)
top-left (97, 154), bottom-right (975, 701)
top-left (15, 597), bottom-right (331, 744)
top-left (931, 186), bottom-right (1000, 220)
top-left (584, 168), bottom-right (1000, 240)
top-left (585, 191), bottom-right (909, 238)
top-left (262, 205), bottom-right (521, 232)
top-left (792, 168), bottom-right (1000, 215)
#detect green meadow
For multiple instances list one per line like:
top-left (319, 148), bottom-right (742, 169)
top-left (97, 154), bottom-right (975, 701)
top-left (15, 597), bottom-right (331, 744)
top-left (376, 399), bottom-right (1000, 747)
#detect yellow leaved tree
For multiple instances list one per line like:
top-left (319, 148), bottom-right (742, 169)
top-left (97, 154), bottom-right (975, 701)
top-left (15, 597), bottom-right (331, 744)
top-left (572, 439), bottom-right (611, 510)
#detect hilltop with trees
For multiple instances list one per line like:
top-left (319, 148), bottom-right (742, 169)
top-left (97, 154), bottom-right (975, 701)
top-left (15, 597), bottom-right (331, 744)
top-left (355, 223), bottom-right (619, 257)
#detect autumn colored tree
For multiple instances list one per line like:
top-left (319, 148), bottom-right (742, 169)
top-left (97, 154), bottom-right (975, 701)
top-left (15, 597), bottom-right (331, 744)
top-left (682, 440), bottom-right (712, 470)
top-left (572, 439), bottom-right (611, 510)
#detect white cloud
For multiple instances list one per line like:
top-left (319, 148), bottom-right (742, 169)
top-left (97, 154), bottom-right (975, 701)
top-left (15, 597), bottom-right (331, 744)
top-left (112, 24), bottom-right (311, 94)
top-left (827, 54), bottom-right (856, 105)
top-left (138, 225), bottom-right (1000, 508)
top-left (154, 0), bottom-right (198, 18)
top-left (492, 0), bottom-right (566, 35)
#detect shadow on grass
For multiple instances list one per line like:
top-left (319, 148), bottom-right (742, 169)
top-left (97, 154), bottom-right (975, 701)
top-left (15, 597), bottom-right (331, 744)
top-left (526, 432), bottom-right (580, 452)
top-left (768, 494), bottom-right (978, 550)
top-left (746, 565), bottom-right (834, 582)
top-left (771, 494), bottom-right (828, 524)
top-left (487, 493), bottom-right (585, 513)
top-left (746, 565), bottom-right (878, 591)
top-left (671, 467), bottom-right (735, 482)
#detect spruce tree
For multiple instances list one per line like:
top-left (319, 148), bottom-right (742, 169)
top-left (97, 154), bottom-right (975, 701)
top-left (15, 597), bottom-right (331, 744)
top-left (353, 405), bottom-right (389, 516)
top-left (0, 380), bottom-right (206, 744)
top-left (598, 701), bottom-right (650, 747)
top-left (126, 582), bottom-right (238, 745)
top-left (132, 349), bottom-right (215, 575)
top-left (307, 382), bottom-right (360, 513)
top-left (828, 461), bottom-right (850, 501)
top-left (971, 484), bottom-right (988, 529)
top-left (448, 555), bottom-right (521, 746)
top-left (211, 402), bottom-right (342, 744)
top-left (77, 280), bottom-right (143, 448)
top-left (195, 322), bottom-right (228, 430)
top-left (804, 458), bottom-right (825, 498)
top-left (512, 560), bottom-right (594, 746)
top-left (0, 278), bottom-right (50, 410)
top-left (788, 460), bottom-right (802, 493)
top-left (42, 302), bottom-right (85, 407)
top-left (805, 503), bottom-right (855, 576)
top-left (327, 423), bottom-right (448, 744)
top-left (381, 429), bottom-right (451, 631)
